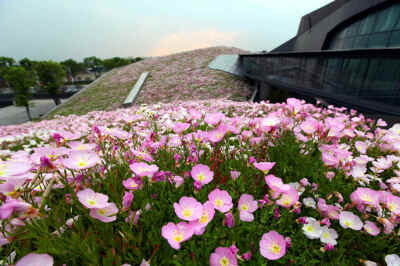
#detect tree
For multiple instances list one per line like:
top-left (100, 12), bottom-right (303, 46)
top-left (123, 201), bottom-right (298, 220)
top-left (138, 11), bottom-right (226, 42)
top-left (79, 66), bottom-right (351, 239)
top-left (0, 57), bottom-right (15, 68)
top-left (60, 59), bottom-right (86, 81)
top-left (35, 61), bottom-right (66, 105)
top-left (102, 57), bottom-right (132, 71)
top-left (83, 56), bottom-right (103, 78)
top-left (19, 57), bottom-right (37, 71)
top-left (3, 66), bottom-right (36, 120)
top-left (0, 57), bottom-right (15, 77)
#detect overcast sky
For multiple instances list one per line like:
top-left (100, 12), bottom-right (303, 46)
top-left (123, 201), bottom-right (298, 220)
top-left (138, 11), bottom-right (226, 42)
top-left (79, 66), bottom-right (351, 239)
top-left (0, 0), bottom-right (333, 61)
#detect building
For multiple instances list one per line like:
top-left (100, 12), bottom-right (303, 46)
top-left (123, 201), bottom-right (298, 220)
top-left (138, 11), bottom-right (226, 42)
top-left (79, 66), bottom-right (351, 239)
top-left (210, 0), bottom-right (400, 117)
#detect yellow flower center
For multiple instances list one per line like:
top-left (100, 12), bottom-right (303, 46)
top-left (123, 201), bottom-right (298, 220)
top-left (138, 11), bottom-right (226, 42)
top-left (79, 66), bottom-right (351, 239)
top-left (129, 181), bottom-right (138, 188)
top-left (220, 256), bottom-right (229, 266)
top-left (361, 194), bottom-right (372, 203)
top-left (271, 243), bottom-right (281, 255)
top-left (215, 199), bottom-right (223, 207)
top-left (323, 232), bottom-right (329, 238)
top-left (0, 169), bottom-right (4, 176)
top-left (77, 145), bottom-right (86, 151)
top-left (241, 204), bottom-right (249, 211)
top-left (77, 159), bottom-right (88, 167)
top-left (197, 173), bottom-right (205, 181)
top-left (305, 225), bottom-right (314, 232)
top-left (183, 209), bottom-right (193, 218)
top-left (344, 220), bottom-right (352, 227)
top-left (87, 199), bottom-right (96, 206)
top-left (199, 213), bottom-right (209, 224)
top-left (173, 231), bottom-right (183, 243)
top-left (98, 209), bottom-right (106, 215)
top-left (389, 203), bottom-right (398, 212)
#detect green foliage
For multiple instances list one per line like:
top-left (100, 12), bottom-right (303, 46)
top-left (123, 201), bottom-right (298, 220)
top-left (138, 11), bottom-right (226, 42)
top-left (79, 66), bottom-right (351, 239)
top-left (35, 61), bottom-right (66, 104)
top-left (102, 57), bottom-right (133, 71)
top-left (3, 66), bottom-right (35, 107)
top-left (60, 59), bottom-right (86, 78)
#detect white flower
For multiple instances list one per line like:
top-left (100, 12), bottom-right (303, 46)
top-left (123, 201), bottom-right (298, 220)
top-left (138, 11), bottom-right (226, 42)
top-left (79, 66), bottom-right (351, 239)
top-left (385, 254), bottom-right (400, 266)
top-left (339, 211), bottom-right (363, 230)
top-left (289, 182), bottom-right (305, 195)
top-left (319, 226), bottom-right (338, 246)
top-left (302, 197), bottom-right (316, 209)
top-left (362, 260), bottom-right (378, 266)
top-left (302, 217), bottom-right (322, 239)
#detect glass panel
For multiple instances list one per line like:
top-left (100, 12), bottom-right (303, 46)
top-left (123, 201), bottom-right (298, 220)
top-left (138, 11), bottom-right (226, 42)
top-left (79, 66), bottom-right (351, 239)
top-left (367, 32), bottom-right (390, 48)
top-left (389, 31), bottom-right (400, 47)
top-left (374, 6), bottom-right (400, 32)
top-left (353, 36), bottom-right (369, 48)
top-left (359, 14), bottom-right (376, 35)
top-left (346, 21), bottom-right (360, 37)
top-left (348, 59), bottom-right (369, 91)
top-left (343, 38), bottom-right (355, 49)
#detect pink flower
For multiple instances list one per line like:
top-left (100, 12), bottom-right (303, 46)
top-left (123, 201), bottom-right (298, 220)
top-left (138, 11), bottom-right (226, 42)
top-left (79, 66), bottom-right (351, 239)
top-left (16, 253), bottom-right (54, 266)
top-left (224, 212), bottom-right (235, 228)
top-left (173, 175), bottom-right (184, 188)
top-left (382, 193), bottom-right (400, 215)
top-left (265, 175), bottom-right (291, 193)
top-left (0, 198), bottom-right (31, 219)
top-left (350, 188), bottom-right (380, 207)
top-left (122, 178), bottom-right (142, 190)
top-left (62, 150), bottom-right (101, 170)
top-left (210, 247), bottom-right (238, 266)
top-left (208, 128), bottom-right (226, 143)
top-left (174, 197), bottom-right (203, 221)
top-left (377, 217), bottom-right (395, 234)
top-left (241, 251), bottom-right (252, 261)
top-left (238, 194), bottom-right (258, 222)
top-left (122, 191), bottom-right (134, 209)
top-left (355, 141), bottom-right (368, 154)
top-left (89, 202), bottom-right (118, 223)
top-left (0, 160), bottom-right (32, 179)
top-left (208, 188), bottom-right (233, 213)
top-left (77, 188), bottom-right (109, 209)
top-left (191, 164), bottom-right (214, 185)
top-left (161, 222), bottom-right (194, 250)
top-left (173, 122), bottom-right (190, 134)
top-left (190, 201), bottom-right (215, 235)
top-left (363, 221), bottom-right (380, 236)
top-left (300, 116), bottom-right (319, 134)
top-left (230, 171), bottom-right (240, 180)
top-left (339, 211), bottom-right (363, 230)
top-left (254, 162), bottom-right (275, 174)
top-left (205, 112), bottom-right (225, 126)
top-left (67, 141), bottom-right (96, 151)
top-left (259, 231), bottom-right (287, 260)
top-left (130, 162), bottom-right (159, 178)
top-left (276, 188), bottom-right (299, 208)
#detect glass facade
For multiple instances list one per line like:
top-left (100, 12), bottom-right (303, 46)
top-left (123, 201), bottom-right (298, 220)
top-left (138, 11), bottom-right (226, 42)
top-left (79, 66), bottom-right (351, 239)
top-left (328, 3), bottom-right (400, 49)
top-left (241, 54), bottom-right (400, 109)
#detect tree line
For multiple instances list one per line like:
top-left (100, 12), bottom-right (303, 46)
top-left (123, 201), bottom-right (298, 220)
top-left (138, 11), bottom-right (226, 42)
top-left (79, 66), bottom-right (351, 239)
top-left (0, 56), bottom-right (143, 120)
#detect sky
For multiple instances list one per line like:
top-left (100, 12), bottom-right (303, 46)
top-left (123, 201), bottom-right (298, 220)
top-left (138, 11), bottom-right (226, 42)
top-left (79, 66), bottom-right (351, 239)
top-left (0, 0), bottom-right (333, 61)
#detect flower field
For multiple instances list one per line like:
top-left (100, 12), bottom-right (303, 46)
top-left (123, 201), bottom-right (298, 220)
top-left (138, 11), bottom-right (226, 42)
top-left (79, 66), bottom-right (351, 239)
top-left (47, 47), bottom-right (251, 118)
top-left (0, 98), bottom-right (400, 265)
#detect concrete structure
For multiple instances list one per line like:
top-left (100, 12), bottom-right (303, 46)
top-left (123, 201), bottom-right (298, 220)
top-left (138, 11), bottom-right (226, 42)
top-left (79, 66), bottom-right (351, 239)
top-left (210, 0), bottom-right (400, 117)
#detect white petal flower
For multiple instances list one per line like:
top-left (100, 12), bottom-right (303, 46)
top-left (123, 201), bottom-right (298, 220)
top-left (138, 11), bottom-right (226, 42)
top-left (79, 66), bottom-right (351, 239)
top-left (303, 197), bottom-right (316, 209)
top-left (302, 218), bottom-right (322, 239)
top-left (320, 226), bottom-right (338, 246)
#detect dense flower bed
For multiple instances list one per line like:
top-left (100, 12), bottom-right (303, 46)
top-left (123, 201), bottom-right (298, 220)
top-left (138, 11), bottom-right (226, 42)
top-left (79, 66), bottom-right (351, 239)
top-left (0, 99), bottom-right (399, 265)
top-left (49, 47), bottom-right (252, 117)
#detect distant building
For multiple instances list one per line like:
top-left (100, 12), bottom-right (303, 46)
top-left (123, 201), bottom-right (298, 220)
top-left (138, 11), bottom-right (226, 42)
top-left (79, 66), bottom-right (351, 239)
top-left (212, 0), bottom-right (400, 117)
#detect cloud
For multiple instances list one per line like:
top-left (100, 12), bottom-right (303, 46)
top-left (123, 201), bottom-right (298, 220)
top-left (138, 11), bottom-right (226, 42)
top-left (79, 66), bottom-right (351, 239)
top-left (148, 29), bottom-right (238, 56)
